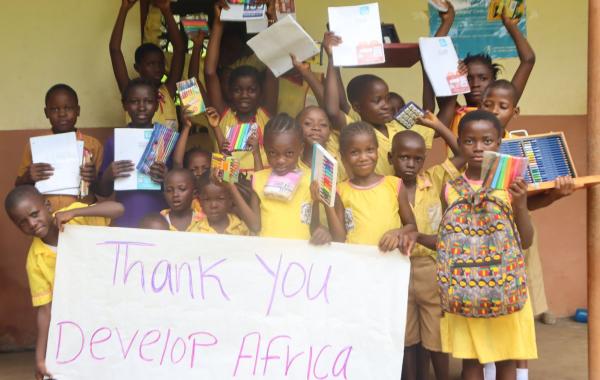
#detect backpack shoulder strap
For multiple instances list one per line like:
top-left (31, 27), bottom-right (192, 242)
top-left (448, 176), bottom-right (474, 199)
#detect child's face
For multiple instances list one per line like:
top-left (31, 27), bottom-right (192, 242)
top-left (389, 137), bottom-right (426, 183)
top-left (44, 90), bottom-right (80, 134)
top-left (388, 96), bottom-right (405, 116)
top-left (8, 196), bottom-right (53, 239)
top-left (229, 75), bottom-right (260, 115)
top-left (481, 88), bottom-right (519, 129)
top-left (299, 108), bottom-right (331, 147)
top-left (465, 62), bottom-right (494, 106)
top-left (354, 80), bottom-right (393, 125)
top-left (342, 132), bottom-right (378, 178)
top-left (458, 120), bottom-right (501, 170)
top-left (139, 217), bottom-right (169, 230)
top-left (188, 153), bottom-right (211, 178)
top-left (265, 131), bottom-right (303, 176)
top-left (199, 183), bottom-right (232, 224)
top-left (135, 51), bottom-right (166, 85)
top-left (164, 172), bottom-right (196, 212)
top-left (123, 85), bottom-right (158, 126)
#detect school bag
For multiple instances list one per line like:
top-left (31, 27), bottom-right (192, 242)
top-left (436, 176), bottom-right (527, 318)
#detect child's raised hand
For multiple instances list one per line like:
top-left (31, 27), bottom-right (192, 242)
top-left (121, 0), bottom-right (138, 11)
top-left (552, 176), bottom-right (576, 198)
top-left (108, 160), bottom-right (135, 180)
top-left (509, 176), bottom-right (528, 210)
top-left (27, 163), bottom-right (54, 183)
top-left (80, 161), bottom-right (96, 183)
top-left (205, 107), bottom-right (221, 129)
top-left (439, 0), bottom-right (455, 23)
top-left (310, 181), bottom-right (321, 203)
top-left (153, 0), bottom-right (171, 13)
top-left (457, 60), bottom-right (468, 76)
top-left (416, 110), bottom-right (446, 131)
top-left (290, 54), bottom-right (310, 73)
top-left (149, 162), bottom-right (167, 183)
top-left (501, 5), bottom-right (520, 26)
top-left (191, 30), bottom-right (207, 46)
top-left (310, 225), bottom-right (333, 246)
top-left (54, 209), bottom-right (77, 232)
top-left (322, 32), bottom-right (342, 57)
top-left (246, 132), bottom-right (260, 153)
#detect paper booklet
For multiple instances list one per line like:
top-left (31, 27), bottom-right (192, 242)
top-left (30, 132), bottom-right (80, 194)
top-left (419, 36), bottom-right (470, 97)
top-left (328, 3), bottom-right (385, 67)
top-left (114, 128), bottom-right (161, 191)
top-left (220, 2), bottom-right (266, 22)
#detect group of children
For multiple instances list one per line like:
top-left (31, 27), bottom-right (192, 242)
top-left (6, 1), bottom-right (578, 380)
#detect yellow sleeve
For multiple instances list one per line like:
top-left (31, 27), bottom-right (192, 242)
top-left (26, 247), bottom-right (54, 307)
top-left (17, 143), bottom-right (33, 178)
top-left (427, 159), bottom-right (462, 194)
top-left (58, 202), bottom-right (111, 227)
top-left (410, 124), bottom-right (435, 149)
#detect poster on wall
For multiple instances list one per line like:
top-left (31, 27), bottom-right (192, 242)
top-left (428, 0), bottom-right (527, 59)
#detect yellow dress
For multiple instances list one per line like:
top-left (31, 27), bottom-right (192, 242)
top-left (441, 177), bottom-right (537, 363)
top-left (277, 74), bottom-right (322, 117)
top-left (252, 168), bottom-right (312, 240)
top-left (26, 202), bottom-right (111, 307)
top-left (196, 214), bottom-right (250, 236)
top-left (126, 84), bottom-right (178, 129)
top-left (344, 114), bottom-right (434, 176)
top-left (337, 176), bottom-right (402, 245)
top-left (218, 107), bottom-right (270, 173)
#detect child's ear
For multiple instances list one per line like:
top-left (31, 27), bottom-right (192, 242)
top-left (351, 101), bottom-right (362, 115)
top-left (44, 107), bottom-right (50, 119)
top-left (387, 151), bottom-right (393, 165)
top-left (514, 106), bottom-right (520, 116)
top-left (133, 63), bottom-right (140, 74)
top-left (44, 199), bottom-right (53, 214)
top-left (75, 105), bottom-right (81, 117)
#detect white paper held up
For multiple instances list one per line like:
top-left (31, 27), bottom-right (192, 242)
top-left (247, 15), bottom-right (319, 77)
top-left (114, 128), bottom-right (160, 191)
top-left (30, 132), bottom-right (80, 193)
top-left (44, 141), bottom-right (85, 196)
top-left (220, 2), bottom-right (266, 21)
top-left (419, 36), bottom-right (470, 97)
top-left (328, 3), bottom-right (385, 67)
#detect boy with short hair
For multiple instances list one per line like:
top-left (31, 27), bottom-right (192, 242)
top-left (5, 185), bottom-right (124, 380)
top-left (15, 84), bottom-right (104, 212)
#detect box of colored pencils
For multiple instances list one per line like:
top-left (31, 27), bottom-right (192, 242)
top-left (181, 14), bottom-right (209, 38)
top-left (311, 143), bottom-right (338, 207)
top-left (226, 123), bottom-right (259, 151)
top-left (211, 153), bottom-right (240, 183)
top-left (394, 101), bottom-right (424, 129)
top-left (137, 124), bottom-right (179, 175)
top-left (481, 151), bottom-right (528, 190)
top-left (176, 77), bottom-right (206, 116)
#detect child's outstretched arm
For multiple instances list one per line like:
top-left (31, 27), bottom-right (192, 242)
top-left (417, 111), bottom-right (460, 154)
top-left (109, 0), bottom-right (137, 94)
top-left (309, 182), bottom-right (345, 243)
top-left (509, 177), bottom-right (534, 249)
top-left (227, 182), bottom-right (261, 233)
top-left (15, 163), bottom-right (54, 186)
top-left (246, 132), bottom-right (264, 172)
top-left (54, 201), bottom-right (125, 231)
top-left (155, 0), bottom-right (186, 98)
top-left (323, 33), bottom-right (348, 131)
top-left (188, 31), bottom-right (209, 101)
top-left (173, 108), bottom-right (194, 169)
top-left (204, 4), bottom-right (227, 115)
top-left (262, 68), bottom-right (279, 116)
top-left (290, 54), bottom-right (325, 108)
top-left (96, 160), bottom-right (135, 197)
top-left (527, 176), bottom-right (575, 211)
top-left (503, 10), bottom-right (535, 104)
top-left (34, 303), bottom-right (52, 380)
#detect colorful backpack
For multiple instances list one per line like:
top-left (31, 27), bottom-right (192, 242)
top-left (436, 176), bottom-right (527, 318)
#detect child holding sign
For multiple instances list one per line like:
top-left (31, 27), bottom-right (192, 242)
top-left (4, 185), bottom-right (123, 380)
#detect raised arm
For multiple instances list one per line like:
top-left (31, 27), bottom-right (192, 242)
top-left (262, 68), bottom-right (279, 116)
top-left (173, 109), bottom-right (194, 169)
top-left (417, 111), bottom-right (460, 155)
top-left (154, 0), bottom-right (186, 97)
top-left (54, 201), bottom-right (125, 230)
top-left (34, 303), bottom-right (52, 380)
top-left (228, 183), bottom-right (261, 233)
top-left (204, 4), bottom-right (228, 114)
top-left (503, 11), bottom-right (535, 104)
top-left (290, 54), bottom-right (325, 108)
top-left (109, 0), bottom-right (138, 94)
top-left (188, 31), bottom-right (209, 100)
top-left (323, 32), bottom-right (348, 131)
top-left (527, 176), bottom-right (575, 211)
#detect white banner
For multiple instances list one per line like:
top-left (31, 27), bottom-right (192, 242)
top-left (47, 225), bottom-right (410, 379)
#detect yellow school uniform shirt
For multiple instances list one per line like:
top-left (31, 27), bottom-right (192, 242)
top-left (410, 159), bottom-right (462, 257)
top-left (17, 131), bottom-right (104, 212)
top-left (126, 84), bottom-right (178, 129)
top-left (337, 176), bottom-right (402, 246)
top-left (218, 107), bottom-right (270, 173)
top-left (196, 213), bottom-right (250, 236)
top-left (252, 168), bottom-right (313, 240)
top-left (440, 177), bottom-right (537, 363)
top-left (160, 209), bottom-right (204, 232)
top-left (277, 74), bottom-right (322, 117)
top-left (26, 202), bottom-right (111, 307)
top-left (344, 114), bottom-right (434, 176)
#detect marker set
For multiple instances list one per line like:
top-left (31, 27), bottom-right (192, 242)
top-left (211, 153), bottom-right (240, 183)
top-left (394, 101), bottom-right (424, 129)
top-left (176, 77), bottom-right (206, 115)
top-left (181, 15), bottom-right (209, 38)
top-left (311, 143), bottom-right (338, 207)
top-left (481, 151), bottom-right (528, 190)
top-left (137, 124), bottom-right (179, 175)
top-left (226, 123), bottom-right (260, 151)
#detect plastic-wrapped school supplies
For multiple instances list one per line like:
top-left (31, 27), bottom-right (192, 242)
top-left (137, 124), bottom-right (179, 175)
top-left (181, 14), bottom-right (209, 38)
top-left (211, 153), bottom-right (240, 183)
top-left (311, 143), bottom-right (338, 207)
top-left (481, 151), bottom-right (528, 190)
top-left (394, 101), bottom-right (424, 129)
top-left (226, 123), bottom-right (259, 151)
top-left (176, 77), bottom-right (206, 116)
top-left (264, 169), bottom-right (303, 201)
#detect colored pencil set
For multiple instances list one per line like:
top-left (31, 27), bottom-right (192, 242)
top-left (181, 15), bottom-right (209, 38)
top-left (481, 151), bottom-right (528, 190)
top-left (176, 77), bottom-right (206, 115)
top-left (226, 123), bottom-right (259, 151)
top-left (394, 101), bottom-right (424, 129)
top-left (211, 153), bottom-right (240, 183)
top-left (137, 124), bottom-right (180, 175)
top-left (311, 143), bottom-right (338, 207)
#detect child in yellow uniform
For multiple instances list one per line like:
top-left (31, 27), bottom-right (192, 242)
top-left (439, 110), bottom-right (536, 379)
top-left (161, 168), bottom-right (205, 232)
top-left (389, 112), bottom-right (463, 380)
top-left (110, 0), bottom-right (185, 129)
top-left (230, 113), bottom-right (330, 244)
top-left (4, 185), bottom-right (123, 380)
top-left (321, 122), bottom-right (417, 253)
top-left (15, 84), bottom-right (104, 212)
top-left (204, 4), bottom-right (278, 173)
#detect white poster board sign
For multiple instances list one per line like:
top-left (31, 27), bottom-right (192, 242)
top-left (46, 225), bottom-right (410, 379)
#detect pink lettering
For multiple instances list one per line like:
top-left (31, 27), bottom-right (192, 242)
top-left (170, 337), bottom-right (187, 364)
top-left (313, 345), bottom-right (332, 380)
top-left (89, 327), bottom-right (112, 361)
top-left (332, 346), bottom-right (353, 379)
top-left (188, 331), bottom-right (218, 369)
top-left (138, 330), bottom-right (161, 362)
top-left (261, 335), bottom-right (290, 375)
top-left (55, 321), bottom-right (85, 364)
top-left (151, 260), bottom-right (173, 294)
top-left (233, 331), bottom-right (261, 376)
top-left (115, 328), bottom-right (139, 359)
top-left (197, 257), bottom-right (230, 301)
